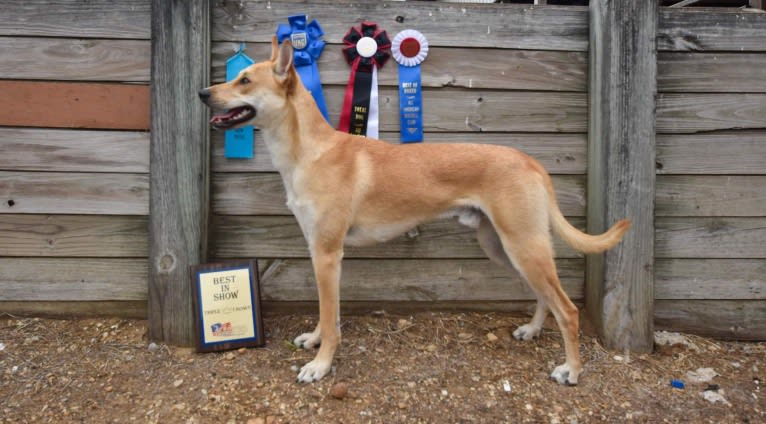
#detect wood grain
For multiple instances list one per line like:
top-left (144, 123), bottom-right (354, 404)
top-left (211, 173), bottom-right (585, 217)
top-left (0, 214), bottom-right (147, 257)
top-left (655, 300), bottom-right (766, 340)
top-left (0, 81), bottom-right (150, 130)
top-left (0, 37), bottom-right (150, 82)
top-left (261, 300), bottom-right (556, 316)
top-left (658, 8), bottom-right (766, 52)
top-left (0, 301), bottom-right (146, 318)
top-left (258, 258), bottom-right (583, 302)
top-left (656, 93), bottom-right (766, 134)
top-left (656, 132), bottom-right (766, 175)
top-left (213, 1), bottom-right (588, 51)
top-left (0, 0), bottom-right (150, 39)
top-left (658, 52), bottom-right (766, 93)
top-left (0, 128), bottom-right (149, 173)
top-left (212, 132), bottom-right (587, 174)
top-left (656, 217), bottom-right (766, 259)
top-left (212, 42), bottom-right (587, 91)
top-left (210, 216), bottom-right (584, 260)
top-left (0, 172), bottom-right (148, 215)
top-left (586, 0), bottom-right (657, 352)
top-left (655, 259), bottom-right (766, 300)
top-left (148, 0), bottom-right (210, 346)
top-left (656, 176), bottom-right (766, 217)
top-left (321, 87), bottom-right (587, 133)
top-left (0, 258), bottom-right (147, 301)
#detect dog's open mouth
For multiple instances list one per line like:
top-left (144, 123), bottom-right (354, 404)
top-left (209, 106), bottom-right (256, 129)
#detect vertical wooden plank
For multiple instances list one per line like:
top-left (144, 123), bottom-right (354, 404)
top-left (586, 0), bottom-right (656, 352)
top-left (149, 0), bottom-right (210, 346)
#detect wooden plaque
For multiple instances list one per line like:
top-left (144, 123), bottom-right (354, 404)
top-left (190, 260), bottom-right (265, 352)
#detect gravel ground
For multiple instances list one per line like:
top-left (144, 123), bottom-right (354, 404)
top-left (0, 312), bottom-right (764, 423)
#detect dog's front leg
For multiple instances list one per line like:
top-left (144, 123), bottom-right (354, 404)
top-left (296, 246), bottom-right (342, 383)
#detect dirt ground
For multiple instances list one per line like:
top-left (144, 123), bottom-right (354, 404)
top-left (0, 312), bottom-right (763, 423)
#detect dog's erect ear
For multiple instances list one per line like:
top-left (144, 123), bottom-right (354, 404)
top-left (274, 40), bottom-right (294, 76)
top-left (270, 35), bottom-right (278, 62)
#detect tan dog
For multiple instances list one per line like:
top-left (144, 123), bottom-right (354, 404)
top-left (199, 38), bottom-right (630, 385)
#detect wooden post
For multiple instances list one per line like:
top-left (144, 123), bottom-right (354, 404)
top-left (586, 0), bottom-right (656, 352)
top-left (149, 0), bottom-right (210, 345)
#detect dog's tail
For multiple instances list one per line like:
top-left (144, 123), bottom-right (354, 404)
top-left (547, 182), bottom-right (631, 254)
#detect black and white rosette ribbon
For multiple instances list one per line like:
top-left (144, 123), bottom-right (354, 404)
top-left (338, 22), bottom-right (391, 138)
top-left (392, 30), bottom-right (428, 143)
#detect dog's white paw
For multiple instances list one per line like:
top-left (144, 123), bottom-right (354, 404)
top-left (296, 359), bottom-right (331, 383)
top-left (513, 324), bottom-right (542, 341)
top-left (294, 331), bottom-right (321, 349)
top-left (550, 363), bottom-right (580, 386)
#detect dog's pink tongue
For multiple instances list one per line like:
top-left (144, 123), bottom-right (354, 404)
top-left (210, 108), bottom-right (240, 124)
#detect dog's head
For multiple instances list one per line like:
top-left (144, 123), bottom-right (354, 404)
top-left (198, 37), bottom-right (297, 130)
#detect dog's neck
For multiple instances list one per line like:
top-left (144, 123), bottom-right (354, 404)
top-left (260, 83), bottom-right (336, 181)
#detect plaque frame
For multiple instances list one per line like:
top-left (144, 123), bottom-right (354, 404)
top-left (190, 260), bottom-right (265, 352)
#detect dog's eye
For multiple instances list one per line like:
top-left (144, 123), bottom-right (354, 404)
top-left (240, 77), bottom-right (250, 85)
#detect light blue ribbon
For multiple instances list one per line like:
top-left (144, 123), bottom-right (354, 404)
top-left (276, 15), bottom-right (330, 122)
top-left (225, 43), bottom-right (255, 159)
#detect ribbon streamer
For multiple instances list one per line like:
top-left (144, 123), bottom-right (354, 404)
top-left (338, 22), bottom-right (391, 139)
top-left (392, 30), bottom-right (429, 143)
top-left (225, 43), bottom-right (255, 159)
top-left (276, 14), bottom-right (330, 122)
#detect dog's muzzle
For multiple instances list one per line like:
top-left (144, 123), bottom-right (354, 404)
top-left (198, 88), bottom-right (256, 129)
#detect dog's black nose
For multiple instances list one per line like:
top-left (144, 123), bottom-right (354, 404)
top-left (198, 88), bottom-right (211, 103)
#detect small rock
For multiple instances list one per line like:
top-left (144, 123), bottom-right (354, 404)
top-left (397, 319), bottom-right (412, 330)
top-left (441, 389), bottom-right (448, 396)
top-left (290, 365), bottom-right (299, 372)
top-left (486, 332), bottom-right (498, 342)
top-left (702, 389), bottom-right (731, 406)
top-left (23, 336), bottom-right (40, 345)
top-left (425, 344), bottom-right (437, 353)
top-left (238, 347), bottom-right (247, 354)
top-left (502, 380), bottom-right (512, 393)
top-left (246, 418), bottom-right (265, 424)
top-left (654, 331), bottom-right (700, 352)
top-left (104, 386), bottom-right (113, 392)
top-left (11, 365), bottom-right (19, 374)
top-left (148, 342), bottom-right (159, 352)
top-left (613, 355), bottom-right (624, 362)
top-left (0, 342), bottom-right (5, 351)
top-left (224, 352), bottom-right (236, 361)
top-left (525, 403), bottom-right (533, 411)
top-left (686, 367), bottom-right (718, 384)
top-left (406, 381), bottom-right (416, 388)
top-left (330, 382), bottom-right (348, 400)
top-left (173, 379), bottom-right (184, 388)
top-left (731, 361), bottom-right (741, 368)
top-left (458, 332), bottom-right (472, 340)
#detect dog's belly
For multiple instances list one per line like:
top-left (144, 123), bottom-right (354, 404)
top-left (344, 207), bottom-right (483, 247)
top-left (344, 220), bottom-right (419, 247)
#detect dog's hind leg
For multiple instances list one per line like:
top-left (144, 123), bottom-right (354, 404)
top-left (477, 215), bottom-right (548, 341)
top-left (490, 216), bottom-right (582, 385)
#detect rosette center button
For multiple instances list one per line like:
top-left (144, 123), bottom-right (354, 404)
top-left (356, 36), bottom-right (378, 58)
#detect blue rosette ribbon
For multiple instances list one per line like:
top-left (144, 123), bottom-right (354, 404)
top-left (276, 14), bottom-right (330, 122)
top-left (392, 30), bottom-right (429, 143)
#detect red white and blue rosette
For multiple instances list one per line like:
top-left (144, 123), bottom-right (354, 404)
top-left (276, 14), bottom-right (330, 122)
top-left (338, 22), bottom-right (391, 139)
top-left (392, 30), bottom-right (428, 143)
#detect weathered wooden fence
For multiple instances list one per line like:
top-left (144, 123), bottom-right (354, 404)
top-left (1, 1), bottom-right (764, 347)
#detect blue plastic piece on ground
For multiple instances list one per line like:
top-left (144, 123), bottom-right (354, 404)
top-left (670, 379), bottom-right (685, 389)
